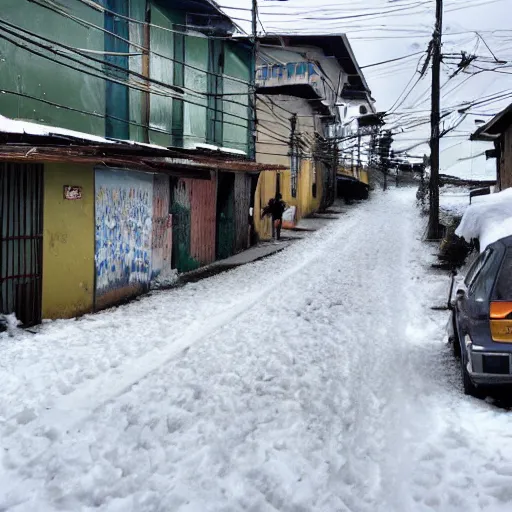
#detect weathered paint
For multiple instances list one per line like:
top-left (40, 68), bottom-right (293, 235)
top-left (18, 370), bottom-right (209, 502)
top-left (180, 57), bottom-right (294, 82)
top-left (189, 176), bottom-right (217, 265)
top-left (234, 173), bottom-right (252, 252)
top-left (170, 178), bottom-right (195, 273)
top-left (170, 175), bottom-right (217, 272)
top-left (104, 0), bottom-right (130, 139)
top-left (94, 168), bottom-right (153, 309)
top-left (149, 3), bottom-right (174, 147)
top-left (0, 0), bottom-right (251, 151)
top-left (184, 36), bottom-right (209, 149)
top-left (0, 0), bottom-right (105, 136)
top-left (151, 174), bottom-right (172, 282)
top-left (42, 164), bottom-right (95, 319)
top-left (128, 0), bottom-right (147, 143)
top-left (223, 42), bottom-right (251, 154)
top-left (216, 172), bottom-right (235, 259)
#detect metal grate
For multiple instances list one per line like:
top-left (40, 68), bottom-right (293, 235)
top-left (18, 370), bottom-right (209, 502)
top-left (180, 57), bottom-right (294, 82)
top-left (0, 163), bottom-right (43, 326)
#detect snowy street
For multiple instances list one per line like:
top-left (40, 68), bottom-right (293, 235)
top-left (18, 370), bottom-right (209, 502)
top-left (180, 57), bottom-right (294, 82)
top-left (3, 188), bottom-right (512, 511)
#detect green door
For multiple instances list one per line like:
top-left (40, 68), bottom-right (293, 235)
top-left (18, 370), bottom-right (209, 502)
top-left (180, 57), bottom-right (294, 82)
top-left (216, 172), bottom-right (235, 260)
top-left (170, 180), bottom-right (199, 273)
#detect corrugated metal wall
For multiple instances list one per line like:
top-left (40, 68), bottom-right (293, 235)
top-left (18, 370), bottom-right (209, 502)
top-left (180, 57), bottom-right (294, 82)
top-left (170, 178), bottom-right (193, 273)
top-left (171, 174), bottom-right (217, 273)
top-left (234, 173), bottom-right (252, 253)
top-left (189, 176), bottom-right (217, 265)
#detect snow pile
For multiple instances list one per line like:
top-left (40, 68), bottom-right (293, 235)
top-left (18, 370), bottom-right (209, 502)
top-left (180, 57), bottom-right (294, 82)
top-left (0, 114), bottom-right (113, 143)
top-left (455, 188), bottom-right (512, 251)
top-left (0, 313), bottom-right (20, 336)
top-left (440, 187), bottom-right (471, 220)
top-left (150, 268), bottom-right (178, 290)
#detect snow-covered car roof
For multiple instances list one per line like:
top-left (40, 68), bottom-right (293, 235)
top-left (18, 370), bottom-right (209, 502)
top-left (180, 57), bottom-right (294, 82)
top-left (455, 188), bottom-right (512, 252)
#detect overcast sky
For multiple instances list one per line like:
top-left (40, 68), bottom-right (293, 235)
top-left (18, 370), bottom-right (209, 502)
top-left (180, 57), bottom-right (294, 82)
top-left (219, 0), bottom-right (512, 179)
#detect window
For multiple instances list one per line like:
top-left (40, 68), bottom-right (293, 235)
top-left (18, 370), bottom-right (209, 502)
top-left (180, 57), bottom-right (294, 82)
top-left (465, 250), bottom-right (491, 288)
top-left (494, 250), bottom-right (512, 300)
top-left (469, 249), bottom-right (500, 303)
top-left (296, 62), bottom-right (307, 76)
top-left (271, 65), bottom-right (282, 78)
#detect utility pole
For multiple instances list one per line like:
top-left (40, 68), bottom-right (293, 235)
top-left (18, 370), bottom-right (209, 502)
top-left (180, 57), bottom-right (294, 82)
top-left (427, 0), bottom-right (443, 239)
top-left (356, 129), bottom-right (361, 180)
top-left (250, 0), bottom-right (258, 161)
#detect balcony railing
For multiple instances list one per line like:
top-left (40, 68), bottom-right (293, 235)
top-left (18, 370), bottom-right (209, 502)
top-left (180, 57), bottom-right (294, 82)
top-left (256, 61), bottom-right (326, 98)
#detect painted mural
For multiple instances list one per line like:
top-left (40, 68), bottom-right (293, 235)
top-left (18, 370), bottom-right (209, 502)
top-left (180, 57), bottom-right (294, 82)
top-left (95, 169), bottom-right (153, 306)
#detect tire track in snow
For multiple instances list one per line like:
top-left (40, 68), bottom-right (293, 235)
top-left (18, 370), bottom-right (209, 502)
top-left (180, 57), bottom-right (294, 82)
top-left (0, 202), bottom-right (365, 506)
top-left (5, 189), bottom-right (512, 512)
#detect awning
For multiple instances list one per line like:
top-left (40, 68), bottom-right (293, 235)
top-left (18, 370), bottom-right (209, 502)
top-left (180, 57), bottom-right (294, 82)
top-left (0, 136), bottom-right (285, 179)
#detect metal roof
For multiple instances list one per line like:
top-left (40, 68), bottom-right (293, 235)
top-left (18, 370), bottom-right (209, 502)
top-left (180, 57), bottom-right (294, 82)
top-left (470, 102), bottom-right (512, 141)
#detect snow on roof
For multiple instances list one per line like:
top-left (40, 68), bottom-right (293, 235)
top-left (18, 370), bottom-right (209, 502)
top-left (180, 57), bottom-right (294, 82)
top-left (110, 138), bottom-right (171, 152)
top-left (455, 188), bottom-right (512, 251)
top-left (219, 146), bottom-right (246, 156)
top-left (0, 114), bottom-right (113, 144)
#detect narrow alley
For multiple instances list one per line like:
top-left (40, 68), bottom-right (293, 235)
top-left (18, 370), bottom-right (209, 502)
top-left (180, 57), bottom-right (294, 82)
top-left (2, 188), bottom-right (512, 512)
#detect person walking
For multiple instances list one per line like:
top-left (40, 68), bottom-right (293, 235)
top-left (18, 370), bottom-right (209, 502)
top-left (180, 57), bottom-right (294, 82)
top-left (263, 194), bottom-right (286, 240)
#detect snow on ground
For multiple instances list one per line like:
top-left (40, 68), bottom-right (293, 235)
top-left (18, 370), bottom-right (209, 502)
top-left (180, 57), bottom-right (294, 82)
top-left (456, 188), bottom-right (512, 251)
top-left (2, 189), bottom-right (512, 511)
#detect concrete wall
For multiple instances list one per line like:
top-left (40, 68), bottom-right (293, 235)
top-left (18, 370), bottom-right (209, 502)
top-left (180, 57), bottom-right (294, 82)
top-left (42, 164), bottom-right (95, 319)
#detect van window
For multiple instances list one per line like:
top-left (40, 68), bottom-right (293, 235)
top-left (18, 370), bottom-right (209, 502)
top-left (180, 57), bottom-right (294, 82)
top-left (465, 249), bottom-right (491, 288)
top-left (469, 249), bottom-right (500, 302)
top-left (494, 250), bottom-right (512, 300)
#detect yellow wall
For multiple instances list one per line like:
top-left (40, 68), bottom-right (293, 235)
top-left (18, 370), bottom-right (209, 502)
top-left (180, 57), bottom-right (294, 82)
top-left (280, 160), bottom-right (323, 220)
top-left (42, 164), bottom-right (95, 319)
top-left (254, 170), bottom-right (277, 240)
top-left (254, 160), bottom-right (324, 240)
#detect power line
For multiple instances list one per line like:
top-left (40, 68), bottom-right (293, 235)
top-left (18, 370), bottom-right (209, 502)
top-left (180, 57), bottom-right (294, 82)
top-left (27, 0), bottom-right (252, 87)
top-left (360, 50), bottom-right (426, 69)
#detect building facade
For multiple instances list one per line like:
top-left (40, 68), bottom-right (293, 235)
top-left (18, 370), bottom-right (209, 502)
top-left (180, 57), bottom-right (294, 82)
top-left (0, 0), bottom-right (278, 325)
top-left (253, 35), bottom-right (373, 238)
top-left (471, 103), bottom-right (512, 190)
